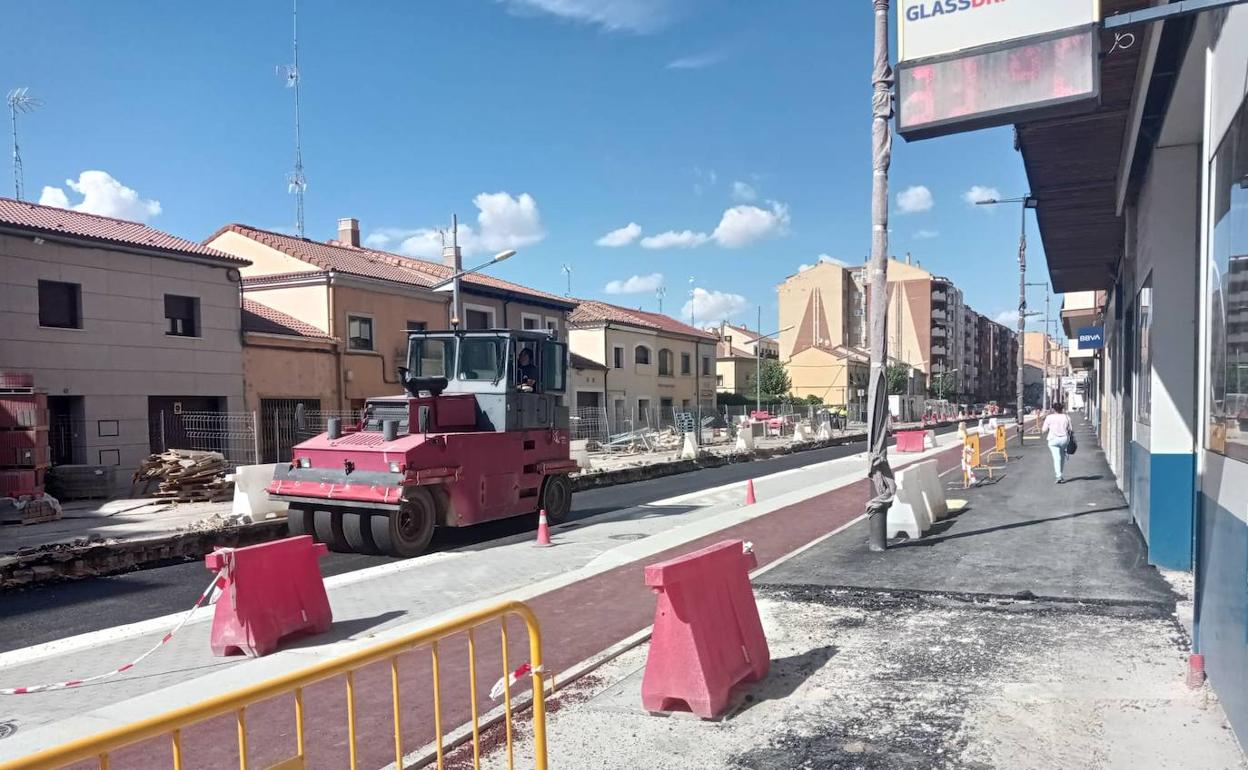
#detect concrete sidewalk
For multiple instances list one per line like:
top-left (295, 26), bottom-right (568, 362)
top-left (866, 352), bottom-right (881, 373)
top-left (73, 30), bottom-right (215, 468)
top-left (494, 419), bottom-right (1248, 769)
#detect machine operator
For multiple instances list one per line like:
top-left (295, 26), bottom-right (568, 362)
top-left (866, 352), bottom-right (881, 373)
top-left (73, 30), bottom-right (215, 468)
top-left (517, 347), bottom-right (538, 391)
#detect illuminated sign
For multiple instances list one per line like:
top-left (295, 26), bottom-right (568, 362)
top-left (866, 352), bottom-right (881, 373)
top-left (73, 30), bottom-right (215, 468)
top-left (897, 26), bottom-right (1099, 140)
top-left (899, 0), bottom-right (1099, 62)
top-left (1077, 326), bottom-right (1104, 349)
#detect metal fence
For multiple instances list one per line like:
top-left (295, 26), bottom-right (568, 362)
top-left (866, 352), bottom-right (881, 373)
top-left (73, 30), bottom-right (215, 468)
top-left (154, 410), bottom-right (260, 466)
top-left (0, 600), bottom-right (549, 770)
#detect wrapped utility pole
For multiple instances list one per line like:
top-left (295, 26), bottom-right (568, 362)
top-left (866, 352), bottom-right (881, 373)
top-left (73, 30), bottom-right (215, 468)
top-left (865, 0), bottom-right (896, 551)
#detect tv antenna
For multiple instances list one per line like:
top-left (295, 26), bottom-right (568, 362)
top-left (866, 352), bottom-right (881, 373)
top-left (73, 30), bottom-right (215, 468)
top-left (277, 0), bottom-right (307, 236)
top-left (7, 88), bottom-right (42, 201)
top-left (561, 264), bottom-right (572, 297)
top-left (656, 285), bottom-right (666, 313)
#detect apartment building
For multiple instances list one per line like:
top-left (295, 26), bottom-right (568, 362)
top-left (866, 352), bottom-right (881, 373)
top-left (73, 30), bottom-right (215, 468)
top-left (778, 260), bottom-right (863, 361)
top-left (0, 197), bottom-right (248, 484)
top-left (206, 219), bottom-right (575, 417)
top-left (567, 300), bottom-right (717, 424)
top-left (709, 322), bottom-right (779, 396)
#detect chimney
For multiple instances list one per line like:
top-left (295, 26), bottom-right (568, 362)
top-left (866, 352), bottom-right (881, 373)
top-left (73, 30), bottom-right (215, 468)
top-left (337, 217), bottom-right (360, 247)
top-left (442, 245), bottom-right (462, 271)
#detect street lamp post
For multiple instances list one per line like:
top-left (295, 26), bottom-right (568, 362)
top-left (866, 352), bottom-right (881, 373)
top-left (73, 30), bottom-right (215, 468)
top-left (976, 194), bottom-right (1038, 446)
top-left (865, 0), bottom-right (896, 551)
top-left (1025, 281), bottom-right (1051, 410)
top-left (752, 320), bottom-right (795, 415)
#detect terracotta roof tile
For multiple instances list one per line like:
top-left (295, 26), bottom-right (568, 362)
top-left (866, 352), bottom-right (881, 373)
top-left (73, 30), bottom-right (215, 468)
top-left (214, 224), bottom-right (573, 307)
top-left (241, 299), bottom-right (333, 339)
top-left (0, 196), bottom-right (247, 264)
top-left (569, 299), bottom-right (718, 341)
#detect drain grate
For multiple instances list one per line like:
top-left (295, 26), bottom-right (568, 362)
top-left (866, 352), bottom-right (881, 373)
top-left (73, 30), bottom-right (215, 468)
top-left (0, 721), bottom-right (17, 740)
top-left (608, 533), bottom-right (646, 542)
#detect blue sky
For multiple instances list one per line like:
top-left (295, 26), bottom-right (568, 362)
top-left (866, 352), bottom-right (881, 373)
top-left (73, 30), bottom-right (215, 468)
top-left (4, 0), bottom-right (1056, 334)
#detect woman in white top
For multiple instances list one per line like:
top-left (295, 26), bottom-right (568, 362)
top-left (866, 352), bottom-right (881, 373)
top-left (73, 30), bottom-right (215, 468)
top-left (1042, 402), bottom-right (1074, 483)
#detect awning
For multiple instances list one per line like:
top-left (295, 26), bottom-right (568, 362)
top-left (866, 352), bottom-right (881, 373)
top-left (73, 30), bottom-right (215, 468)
top-left (1016, 0), bottom-right (1155, 293)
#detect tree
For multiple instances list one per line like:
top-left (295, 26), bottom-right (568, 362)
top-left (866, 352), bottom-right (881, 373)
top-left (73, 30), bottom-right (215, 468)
top-left (886, 364), bottom-right (911, 395)
top-left (746, 359), bottom-right (792, 400)
top-left (929, 372), bottom-right (956, 399)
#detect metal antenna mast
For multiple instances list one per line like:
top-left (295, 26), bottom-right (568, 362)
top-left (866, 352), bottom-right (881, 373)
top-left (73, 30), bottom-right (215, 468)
top-left (281, 0), bottom-right (308, 237)
top-left (7, 88), bottom-right (42, 201)
top-left (656, 285), bottom-right (666, 313)
top-left (561, 264), bottom-right (572, 297)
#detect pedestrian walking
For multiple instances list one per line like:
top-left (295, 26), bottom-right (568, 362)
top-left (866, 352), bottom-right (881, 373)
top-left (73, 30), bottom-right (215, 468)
top-left (1042, 402), bottom-right (1074, 483)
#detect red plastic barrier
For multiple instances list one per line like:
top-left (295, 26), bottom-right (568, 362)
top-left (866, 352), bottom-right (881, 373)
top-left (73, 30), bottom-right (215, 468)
top-left (205, 536), bottom-right (332, 657)
top-left (641, 540), bottom-right (769, 718)
top-left (895, 429), bottom-right (926, 453)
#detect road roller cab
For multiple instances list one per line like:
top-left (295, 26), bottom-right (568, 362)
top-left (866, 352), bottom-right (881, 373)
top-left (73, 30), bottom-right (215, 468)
top-left (268, 329), bottom-right (578, 557)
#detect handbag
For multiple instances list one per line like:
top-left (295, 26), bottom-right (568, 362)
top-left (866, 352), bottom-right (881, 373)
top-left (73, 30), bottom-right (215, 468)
top-left (1066, 422), bottom-right (1078, 456)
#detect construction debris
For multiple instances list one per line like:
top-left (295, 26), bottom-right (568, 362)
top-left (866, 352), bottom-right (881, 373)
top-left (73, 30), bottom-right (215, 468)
top-left (132, 450), bottom-right (233, 502)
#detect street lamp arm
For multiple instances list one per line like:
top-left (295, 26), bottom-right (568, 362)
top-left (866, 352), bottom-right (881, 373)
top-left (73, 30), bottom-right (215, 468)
top-left (432, 250), bottom-right (516, 290)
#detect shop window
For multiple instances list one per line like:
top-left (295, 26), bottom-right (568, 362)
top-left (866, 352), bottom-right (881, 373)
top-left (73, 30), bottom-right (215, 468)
top-left (1207, 96), bottom-right (1248, 462)
top-left (1135, 274), bottom-right (1152, 425)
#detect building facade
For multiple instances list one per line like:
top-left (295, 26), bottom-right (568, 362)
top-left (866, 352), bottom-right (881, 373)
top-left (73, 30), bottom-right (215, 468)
top-left (0, 198), bottom-right (248, 485)
top-left (567, 300), bottom-right (717, 426)
top-left (1014, 2), bottom-right (1248, 742)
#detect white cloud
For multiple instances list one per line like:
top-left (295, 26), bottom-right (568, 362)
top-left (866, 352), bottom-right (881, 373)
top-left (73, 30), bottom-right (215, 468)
top-left (963, 185), bottom-right (1001, 206)
top-left (640, 230), bottom-right (709, 249)
top-left (605, 272), bottom-right (664, 294)
top-left (683, 287), bottom-right (748, 322)
top-left (595, 222), bottom-right (642, 247)
top-left (896, 185), bottom-right (933, 214)
top-left (38, 186), bottom-right (69, 209)
top-left (711, 201), bottom-right (789, 248)
top-left (498, 0), bottom-right (675, 33)
top-left (39, 171), bottom-right (162, 222)
top-left (634, 199), bottom-right (790, 250)
top-left (798, 254), bottom-right (849, 272)
top-left (365, 191), bottom-right (545, 258)
top-left (994, 310), bottom-right (1019, 325)
top-left (914, 229), bottom-right (939, 239)
top-left (667, 52), bottom-right (724, 70)
top-left (731, 181), bottom-right (757, 202)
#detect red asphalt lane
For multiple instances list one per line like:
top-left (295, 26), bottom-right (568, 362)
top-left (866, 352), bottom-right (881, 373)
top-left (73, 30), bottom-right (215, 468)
top-left (62, 442), bottom-right (966, 769)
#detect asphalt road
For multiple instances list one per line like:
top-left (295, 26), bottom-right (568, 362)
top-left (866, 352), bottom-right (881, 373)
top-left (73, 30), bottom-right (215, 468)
top-left (0, 427), bottom-right (957, 653)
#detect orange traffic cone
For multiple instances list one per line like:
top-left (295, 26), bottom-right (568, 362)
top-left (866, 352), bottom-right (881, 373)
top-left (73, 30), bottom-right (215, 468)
top-left (745, 479), bottom-right (757, 505)
top-left (535, 509), bottom-right (552, 547)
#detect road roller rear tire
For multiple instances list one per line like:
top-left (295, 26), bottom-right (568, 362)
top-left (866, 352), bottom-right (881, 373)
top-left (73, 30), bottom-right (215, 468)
top-left (313, 509), bottom-right (351, 552)
top-left (371, 487), bottom-right (436, 558)
top-left (342, 511), bottom-right (383, 555)
top-left (287, 507), bottom-right (314, 538)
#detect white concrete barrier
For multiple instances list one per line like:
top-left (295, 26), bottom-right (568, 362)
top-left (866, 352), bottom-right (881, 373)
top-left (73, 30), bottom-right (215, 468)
top-left (735, 427), bottom-right (756, 452)
top-left (915, 459), bottom-right (948, 521)
top-left (571, 439), bottom-right (593, 471)
top-left (886, 463), bottom-right (932, 539)
top-left (232, 464), bottom-right (288, 520)
top-left (680, 432), bottom-right (699, 460)
top-left (793, 423), bottom-right (810, 442)
top-left (817, 422), bottom-right (833, 441)
top-left (924, 429), bottom-right (936, 449)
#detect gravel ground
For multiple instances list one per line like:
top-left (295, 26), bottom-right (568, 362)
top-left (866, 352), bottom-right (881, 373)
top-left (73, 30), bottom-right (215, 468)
top-left (480, 587), bottom-right (1246, 770)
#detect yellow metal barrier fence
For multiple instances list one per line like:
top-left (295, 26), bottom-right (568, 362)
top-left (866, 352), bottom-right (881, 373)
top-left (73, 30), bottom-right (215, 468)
top-left (0, 600), bottom-right (547, 770)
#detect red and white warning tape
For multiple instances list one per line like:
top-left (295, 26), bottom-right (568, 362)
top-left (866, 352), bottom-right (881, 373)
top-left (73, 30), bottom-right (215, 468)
top-left (1, 570), bottom-right (226, 695)
top-left (490, 662), bottom-right (543, 700)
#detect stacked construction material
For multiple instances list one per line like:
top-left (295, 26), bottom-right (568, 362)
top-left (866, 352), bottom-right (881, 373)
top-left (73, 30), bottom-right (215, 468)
top-left (0, 373), bottom-right (60, 525)
top-left (133, 450), bottom-right (232, 502)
